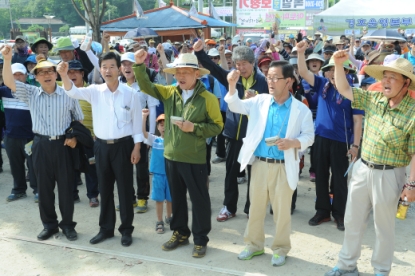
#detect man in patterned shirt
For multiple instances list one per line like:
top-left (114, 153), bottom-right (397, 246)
top-left (325, 52), bottom-right (415, 276)
top-left (1, 45), bottom-right (83, 242)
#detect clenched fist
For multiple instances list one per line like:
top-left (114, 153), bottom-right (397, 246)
top-left (218, 45), bottom-right (225, 55)
top-left (156, 43), bottom-right (164, 53)
top-left (1, 45), bottom-right (13, 60)
top-left (296, 41), bottom-right (308, 54)
top-left (192, 39), bottom-right (204, 52)
top-left (57, 62), bottom-right (69, 77)
top-left (134, 49), bottom-right (147, 64)
top-left (332, 50), bottom-right (349, 65)
top-left (227, 70), bottom-right (240, 94)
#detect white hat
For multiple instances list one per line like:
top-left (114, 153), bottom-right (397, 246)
top-left (12, 63), bottom-right (27, 74)
top-left (207, 48), bottom-right (220, 57)
top-left (121, 52), bottom-right (135, 63)
top-left (306, 53), bottom-right (325, 63)
top-left (225, 49), bottom-right (232, 55)
top-left (71, 37), bottom-right (80, 49)
top-left (162, 42), bottom-right (173, 51)
top-left (163, 53), bottom-right (210, 75)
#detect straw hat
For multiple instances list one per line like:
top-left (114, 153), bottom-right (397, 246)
top-left (30, 54), bottom-right (56, 74)
top-left (163, 53), bottom-right (210, 75)
top-left (364, 58), bottom-right (415, 90)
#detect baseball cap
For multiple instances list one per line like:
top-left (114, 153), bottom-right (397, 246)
top-left (12, 63), bottom-right (27, 74)
top-left (361, 41), bottom-right (371, 46)
top-left (15, 35), bottom-right (27, 42)
top-left (68, 60), bottom-right (85, 72)
top-left (246, 38), bottom-right (253, 43)
top-left (224, 49), bottom-right (232, 55)
top-left (208, 48), bottom-right (220, 56)
top-left (121, 52), bottom-right (135, 63)
top-left (206, 39), bottom-right (216, 45)
top-left (156, 114), bottom-right (165, 122)
top-left (174, 41), bottom-right (181, 45)
top-left (323, 45), bottom-right (336, 53)
top-left (162, 42), bottom-right (173, 51)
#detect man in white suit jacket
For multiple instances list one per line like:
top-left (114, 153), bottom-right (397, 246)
top-left (225, 60), bottom-right (314, 267)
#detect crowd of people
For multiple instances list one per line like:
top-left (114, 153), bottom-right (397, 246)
top-left (0, 27), bottom-right (414, 275)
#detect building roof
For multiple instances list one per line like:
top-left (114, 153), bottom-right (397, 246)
top-left (101, 4), bottom-right (235, 32)
top-left (14, 18), bottom-right (66, 25)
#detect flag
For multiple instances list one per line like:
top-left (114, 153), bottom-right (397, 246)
top-left (209, 1), bottom-right (220, 20)
top-left (158, 0), bottom-right (166, 8)
top-left (133, 0), bottom-right (144, 19)
top-left (189, 2), bottom-right (198, 17)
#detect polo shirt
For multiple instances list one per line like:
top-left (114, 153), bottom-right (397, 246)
top-left (311, 75), bottom-right (364, 143)
top-left (254, 96), bottom-right (292, 160)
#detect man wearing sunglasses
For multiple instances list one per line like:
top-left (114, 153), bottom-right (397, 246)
top-left (207, 48), bottom-right (221, 64)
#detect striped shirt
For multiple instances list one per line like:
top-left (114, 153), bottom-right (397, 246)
top-left (13, 81), bottom-right (84, 136)
top-left (352, 87), bottom-right (415, 167)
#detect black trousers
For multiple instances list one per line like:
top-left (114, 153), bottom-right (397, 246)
top-left (309, 144), bottom-right (315, 173)
top-left (95, 138), bottom-right (134, 235)
top-left (313, 135), bottom-right (349, 219)
top-left (223, 139), bottom-right (248, 214)
top-left (215, 111), bottom-right (227, 158)
top-left (4, 135), bottom-right (37, 194)
top-left (32, 135), bottom-right (76, 230)
top-left (133, 143), bottom-right (150, 201)
top-left (206, 140), bottom-right (212, 175)
top-left (165, 159), bottom-right (211, 246)
top-left (84, 144), bottom-right (99, 199)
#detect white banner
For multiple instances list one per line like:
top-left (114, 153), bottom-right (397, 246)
top-left (280, 0), bottom-right (305, 10)
top-left (0, 0), bottom-right (10, 9)
top-left (203, 7), bottom-right (233, 17)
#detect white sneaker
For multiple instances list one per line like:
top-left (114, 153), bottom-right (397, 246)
top-left (271, 254), bottom-right (286, 266)
top-left (216, 206), bottom-right (235, 222)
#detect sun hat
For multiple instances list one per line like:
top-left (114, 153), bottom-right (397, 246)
top-left (163, 53), bottom-right (210, 75)
top-left (366, 50), bottom-right (381, 64)
top-left (121, 52), bottom-right (135, 63)
top-left (149, 39), bottom-right (155, 43)
top-left (156, 114), bottom-right (165, 122)
top-left (24, 55), bottom-right (37, 67)
top-left (54, 37), bottom-right (75, 51)
top-left (30, 54), bottom-right (56, 74)
top-left (207, 48), bottom-right (220, 57)
top-left (335, 40), bottom-right (344, 45)
top-left (258, 57), bottom-right (272, 67)
top-left (364, 58), bottom-right (415, 90)
top-left (219, 37), bottom-right (226, 41)
top-left (11, 63), bottom-right (27, 74)
top-left (306, 53), bottom-right (325, 63)
top-left (68, 60), bottom-right (85, 72)
top-left (31, 37), bottom-right (53, 53)
top-left (321, 57), bottom-right (356, 73)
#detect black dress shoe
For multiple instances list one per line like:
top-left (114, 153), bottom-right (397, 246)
top-left (62, 228), bottom-right (78, 241)
top-left (90, 232), bottom-right (114, 244)
top-left (334, 217), bottom-right (345, 231)
top-left (37, 228), bottom-right (59, 241)
top-left (121, 234), bottom-right (132, 247)
top-left (308, 213), bottom-right (331, 226)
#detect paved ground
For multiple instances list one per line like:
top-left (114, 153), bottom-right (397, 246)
top-left (0, 146), bottom-right (414, 276)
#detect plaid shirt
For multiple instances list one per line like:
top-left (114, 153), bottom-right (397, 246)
top-left (352, 88), bottom-right (415, 167)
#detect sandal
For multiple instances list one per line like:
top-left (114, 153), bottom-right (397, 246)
top-left (156, 221), bottom-right (165, 234)
top-left (165, 216), bottom-right (173, 225)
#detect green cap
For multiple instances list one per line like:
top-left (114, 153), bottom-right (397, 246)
top-left (54, 37), bottom-right (75, 52)
top-left (31, 37), bottom-right (53, 53)
top-left (321, 57), bottom-right (356, 74)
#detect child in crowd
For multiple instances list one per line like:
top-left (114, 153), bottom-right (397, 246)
top-left (142, 109), bottom-right (172, 234)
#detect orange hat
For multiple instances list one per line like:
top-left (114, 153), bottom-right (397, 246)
top-left (156, 114), bottom-right (165, 122)
top-left (206, 39), bottom-right (216, 45)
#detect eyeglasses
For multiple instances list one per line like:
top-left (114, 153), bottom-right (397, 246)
top-left (266, 76), bottom-right (285, 82)
top-left (37, 70), bottom-right (55, 76)
top-left (210, 56), bottom-right (220, 60)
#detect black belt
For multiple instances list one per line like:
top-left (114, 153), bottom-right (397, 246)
top-left (96, 136), bottom-right (131, 144)
top-left (35, 134), bottom-right (66, 140)
top-left (361, 159), bottom-right (395, 170)
top-left (256, 157), bottom-right (285, 164)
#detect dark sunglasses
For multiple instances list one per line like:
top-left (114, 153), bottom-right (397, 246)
top-left (210, 56), bottom-right (220, 60)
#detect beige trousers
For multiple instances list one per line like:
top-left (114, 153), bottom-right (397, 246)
top-left (337, 159), bottom-right (405, 275)
top-left (244, 159), bottom-right (294, 256)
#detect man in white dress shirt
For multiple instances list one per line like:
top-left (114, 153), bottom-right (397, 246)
top-left (58, 51), bottom-right (143, 247)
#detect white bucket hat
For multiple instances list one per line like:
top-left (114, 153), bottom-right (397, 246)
top-left (163, 53), bottom-right (210, 75)
top-left (364, 58), bottom-right (415, 90)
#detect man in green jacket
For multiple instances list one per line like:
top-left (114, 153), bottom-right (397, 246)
top-left (133, 51), bottom-right (223, 258)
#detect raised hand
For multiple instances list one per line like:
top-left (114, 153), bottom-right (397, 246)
top-left (156, 43), bottom-right (164, 53)
top-left (332, 50), bottom-right (349, 65)
top-left (227, 69), bottom-right (240, 89)
top-left (57, 61), bottom-right (69, 77)
top-left (102, 32), bottom-right (110, 44)
top-left (142, 108), bottom-right (149, 117)
top-left (218, 45), bottom-right (225, 55)
top-left (134, 49), bottom-right (147, 64)
top-left (1, 45), bottom-right (12, 60)
top-left (296, 41), bottom-right (308, 54)
top-left (193, 39), bottom-right (203, 52)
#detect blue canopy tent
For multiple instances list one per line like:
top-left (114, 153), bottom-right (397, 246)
top-left (101, 3), bottom-right (236, 40)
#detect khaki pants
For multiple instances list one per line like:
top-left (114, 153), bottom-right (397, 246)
top-left (337, 159), bottom-right (405, 275)
top-left (244, 159), bottom-right (294, 256)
